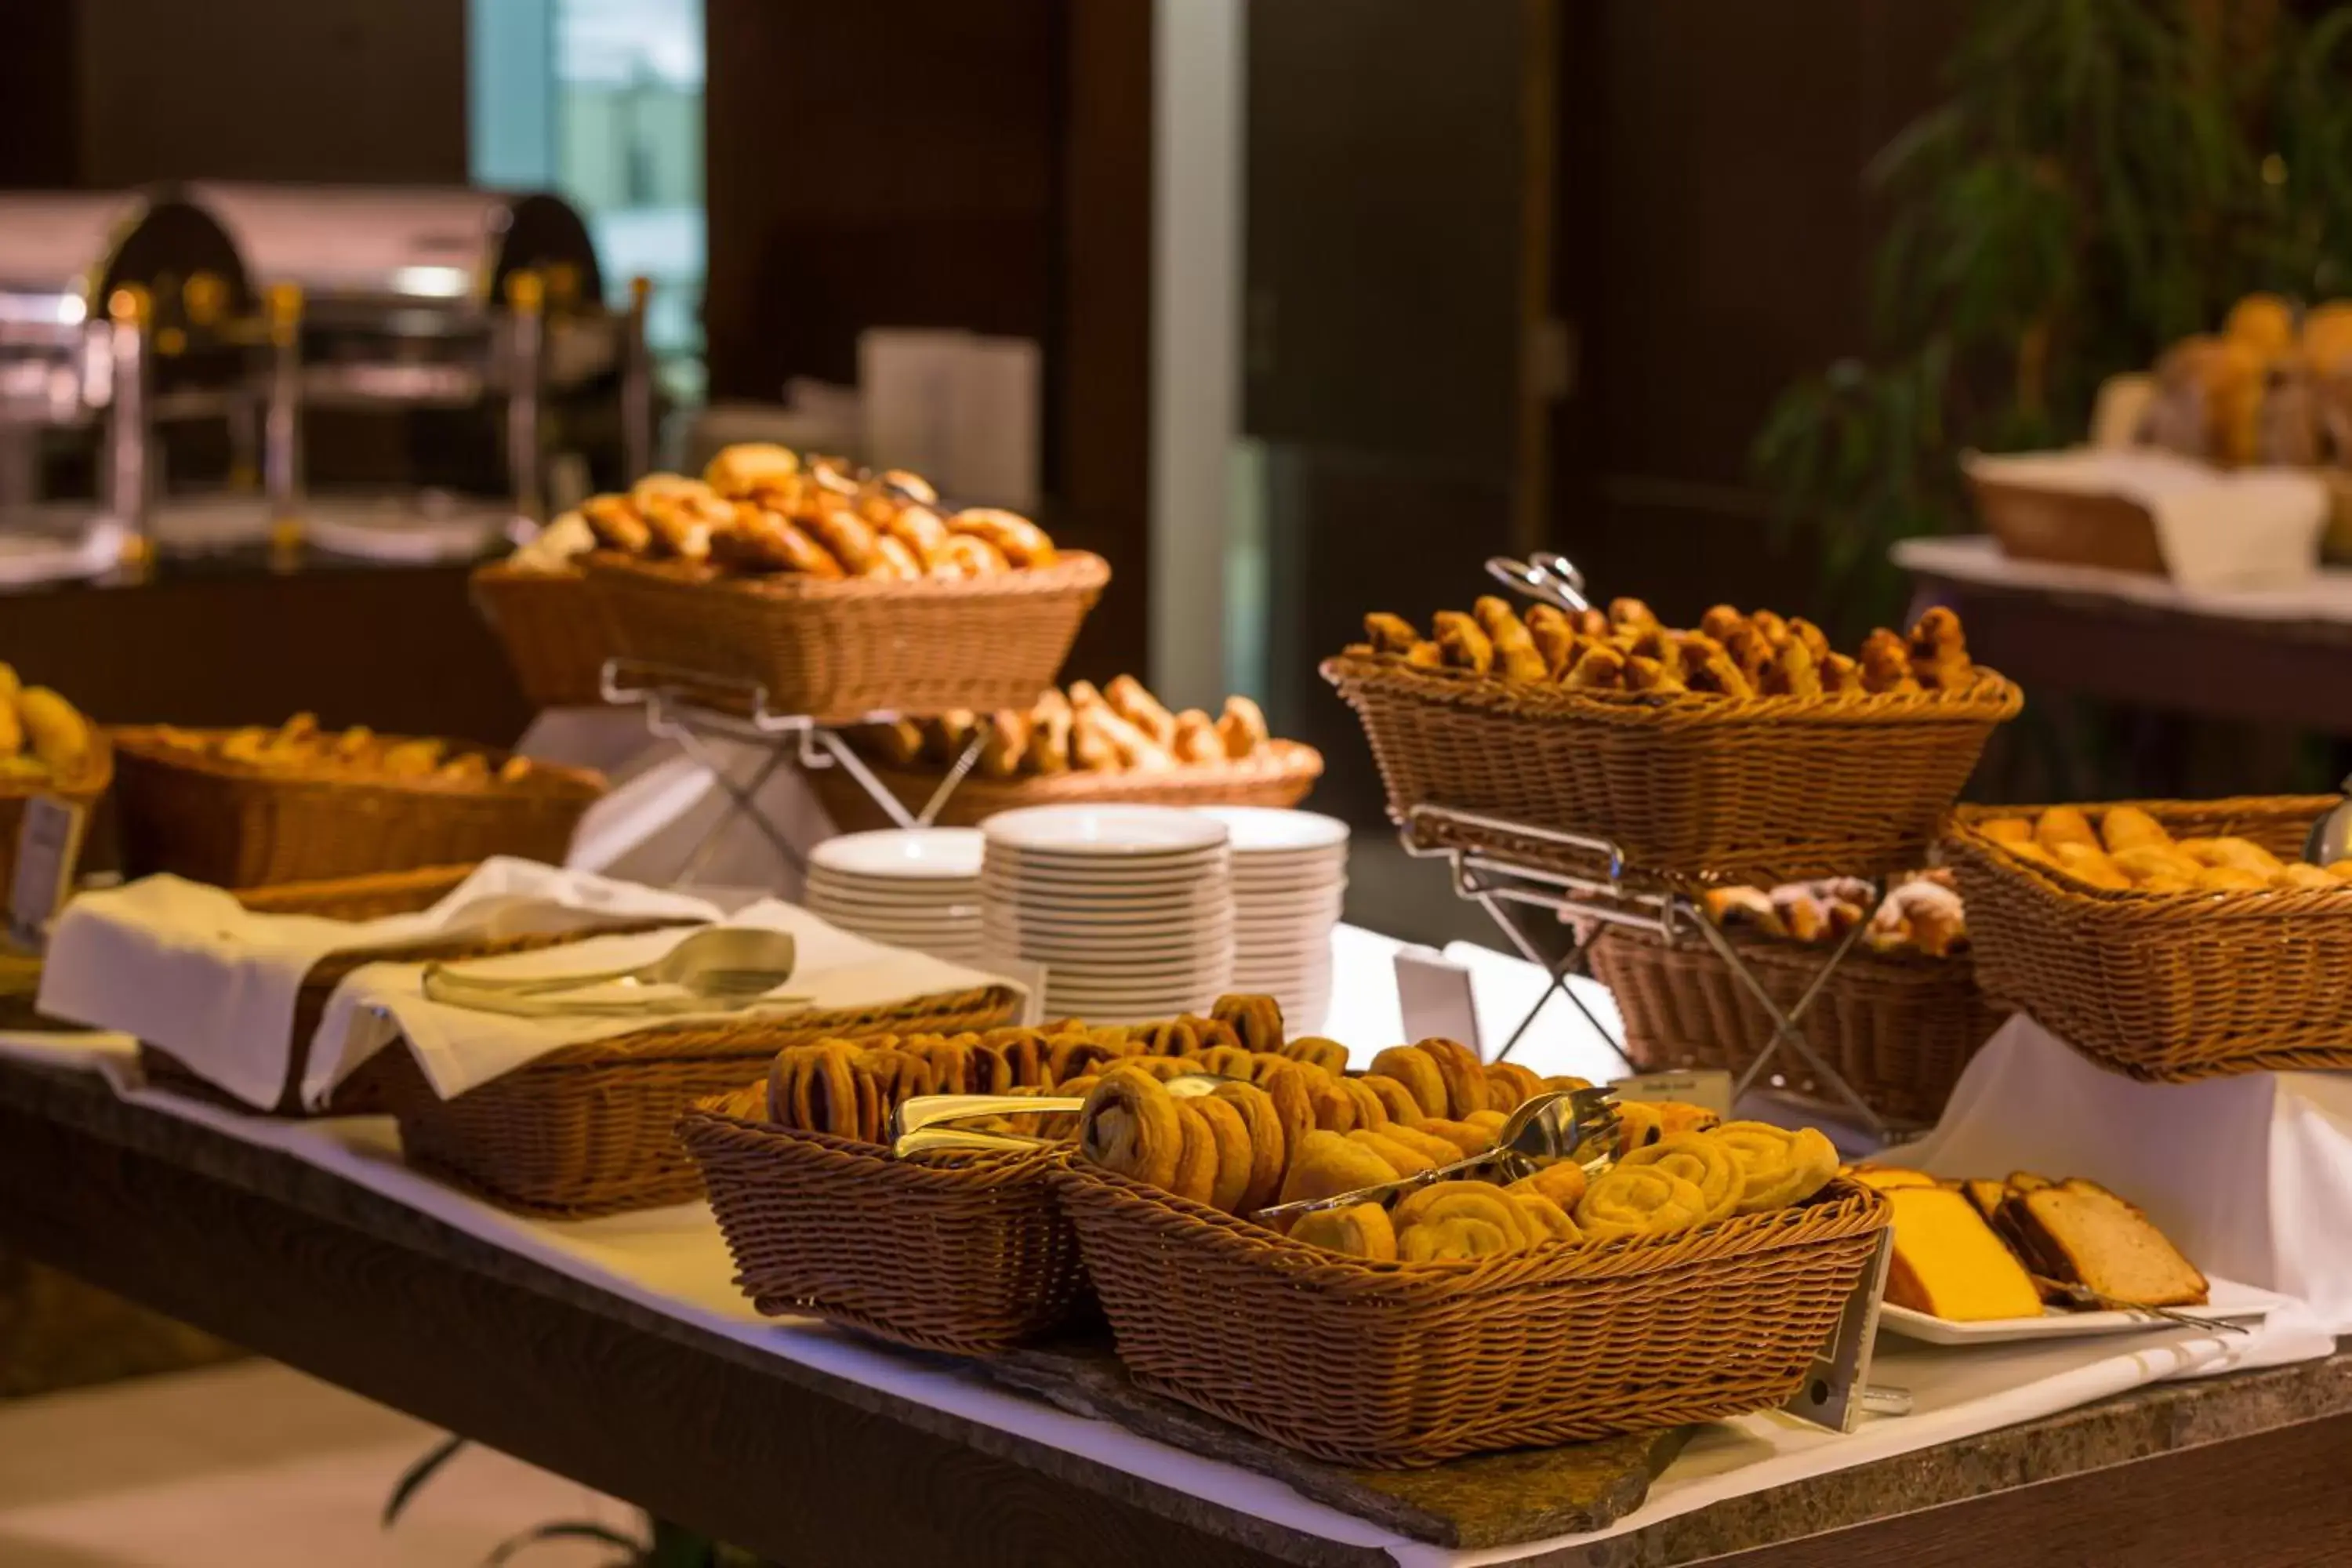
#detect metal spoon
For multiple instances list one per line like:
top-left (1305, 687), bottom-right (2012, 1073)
top-left (2030, 1275), bottom-right (2249, 1335)
top-left (421, 926), bottom-right (805, 1010)
top-left (888, 1073), bottom-right (1233, 1158)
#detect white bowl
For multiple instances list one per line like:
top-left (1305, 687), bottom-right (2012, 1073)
top-left (984, 804), bottom-right (1229, 857)
top-left (810, 827), bottom-right (985, 880)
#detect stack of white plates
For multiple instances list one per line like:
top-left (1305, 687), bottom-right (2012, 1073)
top-left (1195, 807), bottom-right (1350, 1032)
top-left (804, 828), bottom-right (985, 962)
top-left (982, 805), bottom-right (1234, 1022)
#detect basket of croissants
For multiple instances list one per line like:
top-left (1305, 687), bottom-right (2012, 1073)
top-left (471, 514), bottom-right (617, 709)
top-left (1588, 872), bottom-right (2004, 1127)
top-left (1323, 594), bottom-right (2020, 887)
top-left (1947, 797), bottom-right (2352, 1083)
top-left (569, 445), bottom-right (1109, 723)
top-left (111, 716), bottom-right (606, 888)
top-left (811, 677), bottom-right (1323, 831)
top-left (1054, 1034), bottom-right (1888, 1468)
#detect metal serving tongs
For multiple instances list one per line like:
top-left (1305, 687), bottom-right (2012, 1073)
top-left (2030, 1276), bottom-right (2250, 1336)
top-left (1483, 550), bottom-right (1594, 615)
top-left (1249, 1086), bottom-right (1620, 1227)
top-left (888, 1073), bottom-right (1237, 1159)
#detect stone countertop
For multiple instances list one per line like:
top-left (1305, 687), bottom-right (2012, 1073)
top-left (2, 1053), bottom-right (2348, 1566)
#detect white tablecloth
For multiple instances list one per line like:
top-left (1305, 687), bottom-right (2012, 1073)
top-left (1894, 533), bottom-right (2352, 625)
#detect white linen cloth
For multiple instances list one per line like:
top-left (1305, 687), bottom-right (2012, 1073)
top-left (1894, 532), bottom-right (2352, 624)
top-left (36, 859), bottom-right (724, 1110)
top-left (311, 898), bottom-right (1022, 1105)
top-left (0, 1027), bottom-right (2316, 1568)
top-left (1888, 1014), bottom-right (2352, 1343)
top-left (1958, 448), bottom-right (2328, 590)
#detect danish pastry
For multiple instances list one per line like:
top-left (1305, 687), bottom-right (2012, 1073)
top-left (1280, 1036), bottom-right (1351, 1076)
top-left (1212, 993), bottom-right (1285, 1054)
top-left (1711, 1121), bottom-right (1840, 1214)
top-left (1617, 1133), bottom-right (1743, 1223)
top-left (1399, 1216), bottom-right (1518, 1262)
top-left (1574, 1163), bottom-right (1710, 1240)
top-left (1291, 1203), bottom-right (1398, 1261)
top-left (1079, 1068), bottom-right (1186, 1190)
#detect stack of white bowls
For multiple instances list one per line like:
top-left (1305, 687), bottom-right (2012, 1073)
top-left (981, 804), bottom-right (1234, 1022)
top-left (804, 828), bottom-right (985, 962)
top-left (1195, 807), bottom-right (1349, 1031)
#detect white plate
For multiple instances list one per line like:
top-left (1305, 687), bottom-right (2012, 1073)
top-left (985, 940), bottom-right (1234, 972)
top-left (1191, 806), bottom-right (1350, 854)
top-left (810, 828), bottom-right (985, 879)
top-left (985, 804), bottom-right (1229, 857)
top-left (1875, 1275), bottom-right (2282, 1345)
top-left (807, 880), bottom-right (982, 906)
top-left (985, 895), bottom-right (1236, 922)
top-left (982, 860), bottom-right (1229, 893)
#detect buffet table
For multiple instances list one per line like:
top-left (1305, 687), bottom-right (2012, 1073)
top-left (5, 1045), bottom-right (2351, 1567)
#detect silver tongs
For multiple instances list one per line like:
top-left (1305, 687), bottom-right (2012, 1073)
top-left (1484, 550), bottom-right (1593, 614)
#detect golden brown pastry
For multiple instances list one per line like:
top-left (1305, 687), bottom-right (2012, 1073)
top-left (1217, 695), bottom-right (1270, 760)
top-left (1710, 1122), bottom-right (1840, 1214)
top-left (1678, 634), bottom-right (1753, 697)
top-left (581, 493), bottom-right (654, 554)
top-left (1363, 612), bottom-right (1422, 655)
top-left (797, 505), bottom-right (886, 576)
top-left (1394, 1181), bottom-right (1529, 1243)
top-left (1079, 1068), bottom-right (1187, 1191)
top-left (2034, 805), bottom-right (2102, 855)
top-left (1243, 1055), bottom-right (1318, 1164)
top-left (1473, 597), bottom-right (1550, 683)
top-left (1617, 1133), bottom-right (1743, 1223)
top-left (1348, 1127), bottom-right (1439, 1179)
top-left (703, 442), bottom-right (801, 496)
top-left (710, 504), bottom-right (844, 577)
top-left (1566, 644), bottom-right (1627, 691)
top-left (1367, 1045), bottom-right (1449, 1120)
top-left (15, 688), bottom-right (91, 776)
top-left (1482, 1059), bottom-right (1544, 1112)
top-left (949, 508), bottom-right (1056, 568)
top-left (1512, 1192), bottom-right (1583, 1244)
top-left (1211, 1082), bottom-right (1288, 1213)
top-left (1212, 993), bottom-right (1285, 1054)
top-left (1575, 1163), bottom-right (1708, 1241)
top-left (1908, 607), bottom-right (1973, 689)
top-left (1606, 597), bottom-right (1660, 630)
top-left (1432, 612), bottom-right (1496, 674)
top-left (1624, 654), bottom-right (1685, 694)
top-left (1169, 710), bottom-right (1223, 764)
top-left (1857, 630), bottom-right (1918, 695)
top-left (1523, 604), bottom-right (1578, 677)
top-left (931, 532), bottom-right (1013, 579)
top-left (1507, 1160), bottom-right (1588, 1211)
top-left (884, 503), bottom-right (953, 563)
top-left (1820, 652), bottom-right (1864, 694)
top-left (1106, 675), bottom-right (1180, 748)
top-left (2097, 805), bottom-right (2172, 854)
top-left (1759, 638), bottom-right (1823, 698)
top-left (1280, 1036), bottom-right (1351, 1076)
top-left (1291, 1203), bottom-right (1398, 1260)
top-left (1417, 1117), bottom-right (1496, 1159)
top-left (1275, 1128), bottom-right (1399, 1209)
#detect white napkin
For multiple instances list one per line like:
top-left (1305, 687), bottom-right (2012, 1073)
top-left (314, 898), bottom-right (1022, 1105)
top-left (36, 858), bottom-right (723, 1110)
top-left (1964, 448), bottom-right (2327, 590)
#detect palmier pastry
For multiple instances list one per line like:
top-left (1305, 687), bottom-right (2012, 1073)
top-left (1210, 1083), bottom-right (1289, 1212)
top-left (1618, 1133), bottom-right (1743, 1223)
top-left (1079, 1069), bottom-right (1186, 1190)
top-left (1417, 1117), bottom-right (1497, 1159)
top-left (1507, 1160), bottom-right (1588, 1211)
top-left (1172, 710), bottom-right (1225, 763)
top-left (1047, 1032), bottom-right (1123, 1084)
top-left (949, 507), bottom-right (1056, 568)
top-left (1369, 1045), bottom-right (1448, 1120)
top-left (1399, 1216), bottom-right (1517, 1262)
top-left (1394, 1181), bottom-right (1530, 1244)
top-left (773, 1043), bottom-right (875, 1141)
top-left (1243, 1055), bottom-right (1318, 1164)
top-left (1432, 611), bottom-right (1496, 673)
top-left (800, 505), bottom-right (887, 576)
top-left (982, 1026), bottom-right (1050, 1088)
top-left (1138, 1018), bottom-right (1206, 1057)
top-left (1106, 675), bottom-right (1180, 748)
top-left (1359, 1074), bottom-right (1425, 1127)
top-left (1291, 1202), bottom-right (1398, 1261)
top-left (1217, 695), bottom-right (1270, 760)
top-left (1280, 1036), bottom-right (1351, 1076)
top-left (932, 532), bottom-right (1012, 579)
top-left (1379, 1123), bottom-right (1466, 1168)
top-left (1575, 1163), bottom-right (1709, 1240)
top-left (1187, 1094), bottom-right (1258, 1213)
top-left (1275, 1129), bottom-right (1399, 1210)
top-left (858, 1048), bottom-right (938, 1111)
top-left (582, 493), bottom-right (655, 554)
top-left (1338, 1076), bottom-right (1391, 1131)
top-left (1212, 993), bottom-right (1285, 1054)
top-left (1483, 1059), bottom-right (1544, 1112)
top-left (1416, 1038), bottom-right (1490, 1119)
top-left (703, 442), bottom-right (799, 496)
top-left (1305, 1071), bottom-right (1358, 1134)
top-left (1192, 1044), bottom-right (1258, 1080)
top-left (1711, 1122), bottom-right (1840, 1214)
top-left (1512, 1192), bottom-right (1583, 1244)
top-left (1165, 1102), bottom-right (1221, 1205)
top-left (1348, 1127), bottom-right (1440, 1178)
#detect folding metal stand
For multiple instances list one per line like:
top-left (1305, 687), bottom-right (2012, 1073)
top-left (600, 659), bottom-right (983, 883)
top-left (1400, 803), bottom-right (1905, 1144)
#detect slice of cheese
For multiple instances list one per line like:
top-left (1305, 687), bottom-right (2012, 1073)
top-left (1882, 1186), bottom-right (2045, 1323)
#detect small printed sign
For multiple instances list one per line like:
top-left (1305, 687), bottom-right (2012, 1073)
top-left (1393, 946), bottom-right (1481, 1052)
top-left (9, 794), bottom-right (88, 953)
top-left (1607, 1068), bottom-right (1736, 1119)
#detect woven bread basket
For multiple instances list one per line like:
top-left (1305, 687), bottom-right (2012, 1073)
top-left (808, 739), bottom-right (1322, 832)
top-left (0, 729), bottom-right (111, 898)
top-left (363, 983), bottom-right (1022, 1218)
top-left (681, 1084), bottom-right (1088, 1356)
top-left (1055, 1166), bottom-right (1889, 1468)
top-left (583, 550), bottom-right (1109, 723)
top-left (470, 561), bottom-right (617, 709)
top-left (110, 727), bottom-right (604, 888)
top-left (1589, 928), bottom-right (2003, 1127)
top-left (136, 866), bottom-right (695, 1118)
top-left (1947, 797), bottom-right (2352, 1081)
top-left (1323, 653), bottom-right (2020, 888)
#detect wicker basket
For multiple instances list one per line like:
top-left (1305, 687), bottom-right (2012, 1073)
top-left (365, 984), bottom-right (1022, 1218)
top-left (1057, 1166), bottom-right (1887, 1468)
top-left (1968, 476), bottom-right (2169, 575)
top-left (1589, 928), bottom-right (2004, 1127)
top-left (583, 551), bottom-right (1110, 723)
top-left (0, 731), bottom-right (112, 902)
top-left (1323, 653), bottom-right (2020, 888)
top-left (808, 739), bottom-right (1323, 832)
top-left (1947, 797), bottom-right (2352, 1081)
top-left (136, 866), bottom-right (692, 1117)
top-left (110, 728), bottom-right (605, 887)
top-left (471, 562), bottom-right (616, 709)
top-left (680, 1087), bottom-right (1088, 1356)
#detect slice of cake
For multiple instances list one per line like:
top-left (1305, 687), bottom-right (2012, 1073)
top-left (2014, 1185), bottom-right (2209, 1308)
top-left (1851, 1165), bottom-right (1938, 1191)
top-left (1882, 1186), bottom-right (2047, 1322)
top-left (1962, 1179), bottom-right (2008, 1223)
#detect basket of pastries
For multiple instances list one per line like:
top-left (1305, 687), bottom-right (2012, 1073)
top-left (1947, 797), bottom-right (2352, 1080)
top-left (1323, 596), bottom-right (2020, 887)
top-left (1852, 1164), bottom-right (2210, 1323)
top-left (811, 678), bottom-right (1322, 831)
top-left (1590, 872), bottom-right (2003, 1126)
top-left (470, 510), bottom-right (616, 709)
top-left (1053, 1033), bottom-right (1889, 1467)
top-left (579, 445), bottom-right (1109, 722)
top-left (110, 716), bottom-right (606, 888)
top-left (0, 669), bottom-right (109, 894)
top-left (361, 977), bottom-right (1025, 1219)
top-left (136, 865), bottom-right (699, 1120)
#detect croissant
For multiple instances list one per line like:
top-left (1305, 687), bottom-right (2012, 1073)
top-left (1624, 654), bottom-right (1684, 694)
top-left (1106, 675), bottom-right (1179, 747)
top-left (978, 710), bottom-right (1030, 779)
top-left (1857, 630), bottom-right (1918, 695)
top-left (582, 493), bottom-right (655, 554)
top-left (1218, 695), bottom-right (1270, 760)
top-left (1026, 689), bottom-right (1075, 775)
top-left (1363, 611), bottom-right (1421, 654)
top-left (1908, 607), bottom-right (1973, 689)
top-left (1606, 597), bottom-right (1660, 630)
top-left (1472, 597), bottom-right (1551, 683)
top-left (799, 506), bottom-right (886, 576)
top-left (703, 441), bottom-right (800, 496)
top-left (1820, 652), bottom-right (1864, 694)
top-left (931, 532), bottom-right (1012, 579)
top-left (1678, 635), bottom-right (1752, 697)
top-left (1759, 638), bottom-right (1823, 698)
top-left (1565, 644), bottom-right (1626, 690)
top-left (867, 532), bottom-right (924, 581)
top-left (1523, 604), bottom-right (1578, 677)
top-left (2098, 805), bottom-right (2172, 854)
top-left (949, 507), bottom-right (1055, 568)
top-left (1432, 612), bottom-right (1496, 674)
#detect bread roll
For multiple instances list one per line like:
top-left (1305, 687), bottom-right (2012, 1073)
top-left (1216, 695), bottom-right (1269, 760)
top-left (948, 508), bottom-right (1055, 568)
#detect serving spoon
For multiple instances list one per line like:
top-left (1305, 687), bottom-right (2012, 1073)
top-left (421, 927), bottom-right (807, 1014)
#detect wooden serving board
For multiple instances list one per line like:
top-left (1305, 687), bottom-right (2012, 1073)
top-left (989, 1337), bottom-right (1690, 1549)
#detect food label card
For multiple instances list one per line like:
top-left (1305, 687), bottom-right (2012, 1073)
top-left (1393, 946), bottom-right (1480, 1053)
top-left (1608, 1069), bottom-right (1735, 1119)
top-left (9, 795), bottom-right (87, 953)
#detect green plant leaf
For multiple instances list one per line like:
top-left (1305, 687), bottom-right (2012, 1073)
top-left (383, 1435), bottom-right (470, 1531)
top-left (481, 1519), bottom-right (646, 1567)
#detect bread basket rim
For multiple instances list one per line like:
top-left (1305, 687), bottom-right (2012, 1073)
top-left (1947, 797), bottom-right (2352, 913)
top-left (109, 724), bottom-right (607, 802)
top-left (582, 547), bottom-right (1111, 603)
